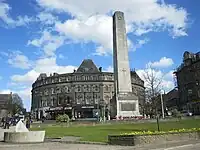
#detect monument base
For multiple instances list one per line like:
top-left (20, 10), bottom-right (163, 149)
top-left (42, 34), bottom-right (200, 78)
top-left (116, 93), bottom-right (140, 118)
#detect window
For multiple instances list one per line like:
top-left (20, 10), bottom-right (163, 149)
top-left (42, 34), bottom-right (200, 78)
top-left (188, 89), bottom-right (192, 95)
top-left (58, 97), bottom-right (62, 105)
top-left (66, 96), bottom-right (70, 104)
top-left (77, 85), bottom-right (81, 92)
top-left (85, 94), bottom-right (91, 104)
top-left (51, 88), bottom-right (55, 94)
top-left (104, 85), bottom-right (109, 91)
top-left (94, 93), bottom-right (98, 104)
top-left (85, 76), bottom-right (89, 80)
top-left (77, 95), bottom-right (82, 104)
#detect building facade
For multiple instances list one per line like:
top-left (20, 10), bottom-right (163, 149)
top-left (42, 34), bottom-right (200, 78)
top-left (0, 93), bottom-right (12, 118)
top-left (31, 59), bottom-right (145, 120)
top-left (164, 88), bottom-right (179, 111)
top-left (174, 51), bottom-right (200, 115)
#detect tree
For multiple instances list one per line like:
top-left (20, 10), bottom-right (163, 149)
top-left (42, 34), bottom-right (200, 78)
top-left (7, 93), bottom-right (24, 115)
top-left (142, 66), bottom-right (164, 117)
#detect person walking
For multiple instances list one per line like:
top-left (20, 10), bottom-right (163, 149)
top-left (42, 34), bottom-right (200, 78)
top-left (1, 117), bottom-right (5, 128)
top-left (26, 117), bottom-right (31, 129)
top-left (4, 116), bottom-right (10, 129)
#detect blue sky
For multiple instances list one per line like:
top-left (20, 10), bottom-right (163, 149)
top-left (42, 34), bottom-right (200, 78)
top-left (0, 0), bottom-right (199, 110)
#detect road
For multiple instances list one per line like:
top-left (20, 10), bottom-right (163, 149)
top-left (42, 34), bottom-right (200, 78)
top-left (1, 141), bottom-right (200, 150)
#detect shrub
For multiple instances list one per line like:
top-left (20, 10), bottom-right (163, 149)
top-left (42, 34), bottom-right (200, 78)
top-left (56, 114), bottom-right (70, 123)
top-left (120, 128), bottom-right (200, 136)
top-left (171, 109), bottom-right (182, 118)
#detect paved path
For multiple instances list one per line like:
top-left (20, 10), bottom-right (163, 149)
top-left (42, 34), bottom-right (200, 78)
top-left (0, 142), bottom-right (131, 150)
top-left (1, 140), bottom-right (200, 150)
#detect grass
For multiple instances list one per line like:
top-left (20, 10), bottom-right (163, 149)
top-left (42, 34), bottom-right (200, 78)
top-left (31, 118), bottom-right (200, 143)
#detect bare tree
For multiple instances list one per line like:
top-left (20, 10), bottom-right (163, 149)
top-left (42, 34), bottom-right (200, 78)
top-left (7, 93), bottom-right (24, 115)
top-left (142, 66), bottom-right (164, 117)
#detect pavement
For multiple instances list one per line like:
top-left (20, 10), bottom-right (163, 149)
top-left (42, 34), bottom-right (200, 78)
top-left (0, 140), bottom-right (200, 150)
top-left (1, 126), bottom-right (200, 150)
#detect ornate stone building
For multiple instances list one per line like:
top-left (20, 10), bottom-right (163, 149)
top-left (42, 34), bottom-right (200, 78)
top-left (174, 51), bottom-right (200, 115)
top-left (31, 59), bottom-right (145, 120)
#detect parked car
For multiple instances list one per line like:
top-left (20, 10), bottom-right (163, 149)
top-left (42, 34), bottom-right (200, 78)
top-left (181, 110), bottom-right (193, 116)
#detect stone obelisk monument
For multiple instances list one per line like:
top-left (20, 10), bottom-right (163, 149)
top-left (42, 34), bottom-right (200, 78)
top-left (113, 11), bottom-right (140, 118)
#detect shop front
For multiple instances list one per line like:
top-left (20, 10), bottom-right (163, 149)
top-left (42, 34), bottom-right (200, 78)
top-left (45, 106), bottom-right (73, 120)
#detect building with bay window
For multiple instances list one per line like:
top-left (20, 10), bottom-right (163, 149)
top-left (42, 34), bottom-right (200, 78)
top-left (174, 51), bottom-right (200, 115)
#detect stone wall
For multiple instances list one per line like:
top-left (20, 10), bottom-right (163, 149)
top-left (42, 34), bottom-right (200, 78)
top-left (108, 131), bottom-right (200, 146)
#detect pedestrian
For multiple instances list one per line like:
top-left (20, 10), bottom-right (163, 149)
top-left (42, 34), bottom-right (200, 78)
top-left (4, 116), bottom-right (10, 129)
top-left (26, 117), bottom-right (31, 129)
top-left (1, 117), bottom-right (5, 128)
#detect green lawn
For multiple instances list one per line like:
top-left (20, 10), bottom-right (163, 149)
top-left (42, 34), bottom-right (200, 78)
top-left (31, 119), bottom-right (200, 142)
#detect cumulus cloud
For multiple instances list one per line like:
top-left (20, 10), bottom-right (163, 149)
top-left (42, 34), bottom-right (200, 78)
top-left (147, 57), bottom-right (174, 68)
top-left (11, 56), bottom-right (77, 85)
top-left (0, 1), bottom-right (34, 27)
top-left (27, 30), bottom-right (65, 56)
top-left (36, 0), bottom-right (188, 37)
top-left (0, 51), bottom-right (33, 69)
top-left (8, 53), bottom-right (33, 69)
top-left (36, 12), bottom-right (58, 25)
top-left (28, 0), bottom-right (189, 56)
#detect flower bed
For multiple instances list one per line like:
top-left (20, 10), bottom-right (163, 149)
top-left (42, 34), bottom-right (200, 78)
top-left (108, 128), bottom-right (200, 146)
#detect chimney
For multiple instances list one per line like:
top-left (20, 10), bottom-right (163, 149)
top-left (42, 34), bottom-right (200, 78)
top-left (99, 67), bottom-right (102, 72)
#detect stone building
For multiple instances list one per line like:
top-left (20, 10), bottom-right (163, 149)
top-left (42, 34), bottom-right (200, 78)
top-left (31, 59), bottom-right (145, 120)
top-left (174, 51), bottom-right (200, 115)
top-left (0, 93), bottom-right (12, 118)
top-left (164, 88), bottom-right (179, 111)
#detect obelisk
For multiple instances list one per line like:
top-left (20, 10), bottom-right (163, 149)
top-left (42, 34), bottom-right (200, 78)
top-left (113, 11), bottom-right (140, 118)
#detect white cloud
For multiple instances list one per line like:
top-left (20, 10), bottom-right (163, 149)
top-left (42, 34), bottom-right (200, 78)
top-left (11, 57), bottom-right (77, 85)
top-left (8, 53), bottom-right (32, 69)
top-left (0, 1), bottom-right (34, 27)
top-left (37, 0), bottom-right (188, 37)
top-left (36, 12), bottom-right (58, 25)
top-left (132, 38), bottom-right (149, 51)
top-left (147, 57), bottom-right (174, 68)
top-left (27, 30), bottom-right (65, 56)
top-left (55, 15), bottom-right (114, 55)
top-left (34, 0), bottom-right (188, 56)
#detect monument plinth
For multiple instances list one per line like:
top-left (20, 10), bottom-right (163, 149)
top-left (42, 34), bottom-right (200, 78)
top-left (113, 11), bottom-right (140, 118)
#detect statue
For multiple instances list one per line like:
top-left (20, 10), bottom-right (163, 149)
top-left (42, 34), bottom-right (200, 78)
top-left (15, 120), bottom-right (29, 132)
